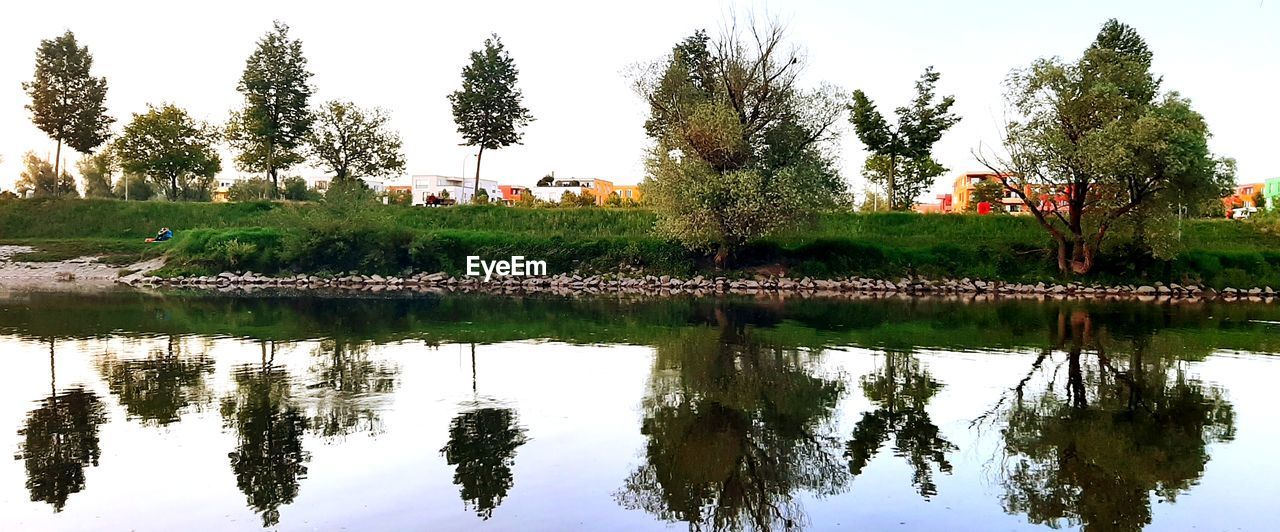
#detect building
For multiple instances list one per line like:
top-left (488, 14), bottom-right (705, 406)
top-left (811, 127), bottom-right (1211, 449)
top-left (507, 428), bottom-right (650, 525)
top-left (531, 177), bottom-right (615, 205)
top-left (614, 185), bottom-right (643, 204)
top-left (411, 174), bottom-right (499, 205)
top-left (951, 171), bottom-right (1068, 215)
top-left (1264, 178), bottom-right (1280, 210)
top-left (498, 185), bottom-right (532, 205)
top-left (912, 193), bottom-right (953, 214)
top-left (1223, 182), bottom-right (1266, 218)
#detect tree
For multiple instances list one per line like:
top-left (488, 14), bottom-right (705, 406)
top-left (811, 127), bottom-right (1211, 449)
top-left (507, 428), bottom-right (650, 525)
top-left (114, 104), bottom-right (221, 201)
top-left (978, 20), bottom-right (1231, 275)
top-left (449, 34), bottom-right (534, 196)
top-left (228, 177), bottom-right (274, 202)
top-left (76, 151), bottom-right (117, 198)
top-left (636, 20), bottom-right (847, 266)
top-left (226, 21), bottom-right (314, 196)
top-left (221, 344), bottom-right (310, 527)
top-left (113, 173), bottom-right (154, 201)
top-left (845, 352), bottom-right (955, 498)
top-left (849, 67), bottom-right (959, 210)
top-left (96, 336), bottom-right (214, 426)
top-left (536, 174), bottom-right (554, 187)
top-left (558, 190), bottom-right (594, 207)
top-left (969, 178), bottom-right (1005, 213)
top-left (615, 304), bottom-right (849, 530)
top-left (441, 407), bottom-right (529, 519)
top-left (308, 100), bottom-right (405, 181)
top-left (281, 176), bottom-right (318, 201)
top-left (23, 30), bottom-right (114, 180)
top-left (16, 152), bottom-right (78, 198)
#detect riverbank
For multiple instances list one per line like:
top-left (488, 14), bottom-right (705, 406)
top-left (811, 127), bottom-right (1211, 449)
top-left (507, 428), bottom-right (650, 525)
top-left (116, 269), bottom-right (1279, 303)
top-left (4, 198), bottom-right (1280, 290)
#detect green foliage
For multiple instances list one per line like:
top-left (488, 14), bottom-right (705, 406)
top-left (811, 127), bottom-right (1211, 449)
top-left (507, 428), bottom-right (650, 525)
top-left (23, 30), bottom-right (114, 179)
top-left (228, 178), bottom-right (273, 202)
top-left (968, 179), bottom-right (1004, 212)
top-left (114, 104), bottom-right (220, 201)
top-left (849, 67), bottom-right (960, 210)
top-left (637, 21), bottom-right (846, 264)
top-left (322, 178), bottom-right (376, 206)
top-left (281, 176), bottom-right (318, 201)
top-left (16, 152), bottom-right (78, 198)
top-left (449, 34), bottom-right (533, 190)
top-left (113, 173), bottom-right (155, 201)
top-left (983, 19), bottom-right (1230, 275)
top-left (472, 189), bottom-right (490, 205)
top-left (308, 100), bottom-right (405, 180)
top-left (558, 190), bottom-right (595, 207)
top-left (76, 151), bottom-right (116, 198)
top-left (226, 21), bottom-right (314, 194)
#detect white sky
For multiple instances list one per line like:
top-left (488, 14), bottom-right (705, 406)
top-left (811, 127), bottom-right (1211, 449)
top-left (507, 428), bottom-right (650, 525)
top-left (1, 0), bottom-right (1276, 200)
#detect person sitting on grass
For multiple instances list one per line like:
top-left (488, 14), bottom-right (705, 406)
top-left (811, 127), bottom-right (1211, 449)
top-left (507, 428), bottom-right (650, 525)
top-left (146, 227), bottom-right (173, 243)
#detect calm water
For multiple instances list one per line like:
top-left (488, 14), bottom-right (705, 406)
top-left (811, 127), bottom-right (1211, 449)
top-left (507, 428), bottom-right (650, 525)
top-left (1, 290), bottom-right (1277, 532)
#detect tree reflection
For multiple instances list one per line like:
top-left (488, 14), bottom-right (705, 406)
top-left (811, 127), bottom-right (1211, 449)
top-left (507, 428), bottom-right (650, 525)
top-left (14, 338), bottom-right (108, 512)
top-left (221, 342), bottom-right (310, 527)
top-left (97, 335), bottom-right (214, 426)
top-left (844, 351), bottom-right (955, 498)
top-left (993, 309), bottom-right (1236, 531)
top-left (616, 306), bottom-right (848, 532)
top-left (304, 339), bottom-right (397, 438)
top-left (440, 406), bottom-right (529, 519)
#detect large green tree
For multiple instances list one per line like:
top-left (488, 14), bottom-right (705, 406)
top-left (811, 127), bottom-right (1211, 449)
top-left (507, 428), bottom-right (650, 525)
top-left (16, 152), bottom-right (78, 198)
top-left (449, 34), bottom-right (533, 195)
top-left (114, 104), bottom-right (221, 201)
top-left (978, 19), bottom-right (1232, 275)
top-left (76, 150), bottom-right (117, 198)
top-left (226, 21), bottom-right (314, 196)
top-left (636, 21), bottom-right (847, 266)
top-left (848, 67), bottom-right (959, 210)
top-left (308, 100), bottom-right (405, 181)
top-left (23, 30), bottom-right (114, 180)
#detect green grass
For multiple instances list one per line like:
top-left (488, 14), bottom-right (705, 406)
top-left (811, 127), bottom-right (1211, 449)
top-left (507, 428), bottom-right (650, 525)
top-left (2, 198), bottom-right (1279, 287)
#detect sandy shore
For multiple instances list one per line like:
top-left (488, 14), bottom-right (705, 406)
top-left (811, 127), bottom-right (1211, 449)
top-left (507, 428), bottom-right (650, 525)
top-left (0, 245), bottom-right (164, 290)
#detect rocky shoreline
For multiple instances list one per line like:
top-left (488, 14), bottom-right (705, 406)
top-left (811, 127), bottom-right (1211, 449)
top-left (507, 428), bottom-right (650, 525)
top-left (119, 270), bottom-right (1280, 303)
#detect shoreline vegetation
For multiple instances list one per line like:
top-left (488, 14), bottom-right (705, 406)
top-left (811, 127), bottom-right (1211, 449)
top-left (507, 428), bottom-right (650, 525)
top-left (1, 199), bottom-right (1278, 301)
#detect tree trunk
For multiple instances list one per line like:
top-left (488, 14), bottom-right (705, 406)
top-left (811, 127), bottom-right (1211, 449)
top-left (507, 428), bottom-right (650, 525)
top-left (886, 153), bottom-right (896, 211)
top-left (473, 146), bottom-right (485, 198)
top-left (267, 140), bottom-right (278, 199)
top-left (714, 242), bottom-right (730, 269)
top-left (53, 139), bottom-right (63, 191)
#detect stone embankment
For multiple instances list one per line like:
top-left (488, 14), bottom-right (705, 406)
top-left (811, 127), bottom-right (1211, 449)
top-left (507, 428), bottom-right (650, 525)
top-left (120, 271), bottom-right (1280, 302)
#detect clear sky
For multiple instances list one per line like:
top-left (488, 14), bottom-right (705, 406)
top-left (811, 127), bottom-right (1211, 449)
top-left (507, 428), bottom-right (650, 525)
top-left (1, 0), bottom-right (1276, 199)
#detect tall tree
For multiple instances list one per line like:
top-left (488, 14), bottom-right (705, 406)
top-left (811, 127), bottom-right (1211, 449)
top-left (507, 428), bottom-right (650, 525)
top-left (23, 31), bottom-right (114, 180)
top-left (76, 150), bottom-right (117, 198)
top-left (978, 19), bottom-right (1232, 275)
top-left (636, 20), bottom-right (847, 266)
top-left (848, 67), bottom-right (959, 210)
top-left (307, 100), bottom-right (406, 181)
top-left (16, 152), bottom-right (78, 198)
top-left (449, 34), bottom-right (534, 195)
top-left (226, 21), bottom-right (314, 196)
top-left (114, 104), bottom-right (221, 201)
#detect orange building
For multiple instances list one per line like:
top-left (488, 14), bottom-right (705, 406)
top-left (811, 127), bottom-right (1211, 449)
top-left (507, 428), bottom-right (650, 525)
top-left (498, 185), bottom-right (532, 205)
top-left (1223, 183), bottom-right (1265, 217)
top-left (951, 171), bottom-right (1069, 215)
top-left (614, 185), bottom-right (642, 204)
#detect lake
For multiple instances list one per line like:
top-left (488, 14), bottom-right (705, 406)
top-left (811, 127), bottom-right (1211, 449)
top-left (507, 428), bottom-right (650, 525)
top-left (1, 289), bottom-right (1277, 531)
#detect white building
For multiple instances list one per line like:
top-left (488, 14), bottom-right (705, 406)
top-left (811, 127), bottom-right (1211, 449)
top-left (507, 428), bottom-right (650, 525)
top-left (530, 177), bottom-right (602, 202)
top-left (411, 174), bottom-right (499, 205)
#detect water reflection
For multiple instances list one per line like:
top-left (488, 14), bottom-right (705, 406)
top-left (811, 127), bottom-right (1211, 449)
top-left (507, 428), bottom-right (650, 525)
top-left (220, 342), bottom-right (311, 527)
top-left (616, 306), bottom-right (848, 532)
top-left (304, 339), bottom-right (398, 439)
top-left (991, 310), bottom-right (1237, 531)
top-left (13, 339), bottom-right (108, 512)
top-left (441, 407), bottom-right (530, 519)
top-left (97, 335), bottom-right (215, 426)
top-left (845, 351), bottom-right (955, 498)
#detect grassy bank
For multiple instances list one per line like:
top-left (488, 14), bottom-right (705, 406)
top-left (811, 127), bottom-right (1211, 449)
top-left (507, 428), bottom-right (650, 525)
top-left (2, 198), bottom-right (1279, 288)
